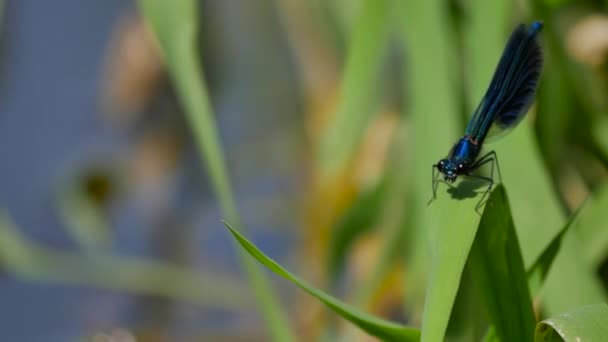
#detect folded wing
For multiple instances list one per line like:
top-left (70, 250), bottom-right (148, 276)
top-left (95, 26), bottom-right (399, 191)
top-left (465, 22), bottom-right (543, 143)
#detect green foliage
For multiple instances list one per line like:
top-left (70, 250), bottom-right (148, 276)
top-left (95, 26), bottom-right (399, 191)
top-left (134, 0), bottom-right (608, 337)
top-left (469, 186), bottom-right (535, 342)
top-left (137, 0), bottom-right (294, 340)
top-left (398, 0), bottom-right (462, 322)
top-left (536, 304), bottom-right (608, 341)
top-left (224, 222), bottom-right (421, 341)
top-left (5, 0), bottom-right (608, 339)
top-left (317, 0), bottom-right (393, 175)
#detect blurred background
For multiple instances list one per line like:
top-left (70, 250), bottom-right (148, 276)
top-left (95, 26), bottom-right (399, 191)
top-left (1, 0), bottom-right (608, 341)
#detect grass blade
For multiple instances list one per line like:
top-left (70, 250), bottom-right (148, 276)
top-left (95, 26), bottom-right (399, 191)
top-left (526, 219), bottom-right (568, 298)
top-left (419, 180), bottom-right (482, 342)
top-left (535, 303), bottom-right (608, 342)
top-left (574, 183), bottom-right (608, 266)
top-left (398, 0), bottom-right (462, 324)
top-left (317, 0), bottom-right (393, 175)
top-left (541, 231), bottom-right (607, 316)
top-left (526, 188), bottom-right (608, 315)
top-left (224, 222), bottom-right (421, 342)
top-left (469, 186), bottom-right (536, 342)
top-left (137, 1), bottom-right (293, 340)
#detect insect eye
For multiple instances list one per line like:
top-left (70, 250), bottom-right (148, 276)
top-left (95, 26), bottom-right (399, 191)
top-left (437, 161), bottom-right (444, 171)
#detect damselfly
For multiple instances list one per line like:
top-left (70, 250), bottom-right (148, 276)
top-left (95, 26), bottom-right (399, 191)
top-left (431, 21), bottom-right (543, 210)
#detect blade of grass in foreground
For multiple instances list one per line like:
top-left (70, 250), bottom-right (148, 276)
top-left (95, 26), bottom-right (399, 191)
top-left (398, 0), bottom-right (463, 324)
top-left (419, 179), bottom-right (482, 342)
top-left (398, 0), bottom-right (488, 337)
top-left (224, 222), bottom-right (421, 342)
top-left (469, 186), bottom-right (535, 342)
top-left (535, 303), bottom-right (608, 341)
top-left (137, 1), bottom-right (293, 340)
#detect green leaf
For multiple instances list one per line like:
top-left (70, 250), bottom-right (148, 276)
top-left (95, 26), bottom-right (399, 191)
top-left (317, 0), bottom-right (393, 175)
top-left (526, 218), bottom-right (568, 298)
top-left (525, 193), bottom-right (600, 298)
top-left (574, 183), bottom-right (608, 267)
top-left (224, 222), bottom-right (421, 342)
top-left (398, 0), bottom-right (462, 322)
top-left (541, 186), bottom-right (608, 315)
top-left (535, 304), bottom-right (608, 342)
top-left (419, 179), bottom-right (483, 342)
top-left (469, 186), bottom-right (536, 342)
top-left (137, 1), bottom-right (293, 340)
top-left (541, 230), bottom-right (607, 316)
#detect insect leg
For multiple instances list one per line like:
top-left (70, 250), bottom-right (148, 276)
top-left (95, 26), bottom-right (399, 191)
top-left (465, 174), bottom-right (494, 214)
top-left (428, 164), bottom-right (439, 205)
top-left (472, 151), bottom-right (502, 183)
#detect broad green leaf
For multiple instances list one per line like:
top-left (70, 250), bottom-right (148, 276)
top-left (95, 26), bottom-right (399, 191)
top-left (526, 218), bottom-right (568, 298)
top-left (224, 222), bottom-right (421, 342)
top-left (535, 304), bottom-right (608, 342)
top-left (575, 183), bottom-right (608, 266)
top-left (517, 13), bottom-right (608, 317)
top-left (470, 188), bottom-right (593, 337)
top-left (137, 1), bottom-right (293, 340)
top-left (540, 187), bottom-right (608, 315)
top-left (469, 186), bottom-right (536, 342)
top-left (398, 0), bottom-right (462, 324)
top-left (535, 43), bottom-right (572, 175)
top-left (541, 231), bottom-right (607, 316)
top-left (419, 179), bottom-right (483, 342)
top-left (444, 270), bottom-right (489, 342)
top-left (318, 0), bottom-right (392, 175)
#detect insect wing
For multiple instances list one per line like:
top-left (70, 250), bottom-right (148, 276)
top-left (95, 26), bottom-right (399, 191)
top-left (465, 22), bottom-right (543, 143)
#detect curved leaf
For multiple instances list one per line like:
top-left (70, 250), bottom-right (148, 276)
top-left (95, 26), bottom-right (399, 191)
top-left (575, 183), bottom-right (608, 266)
top-left (224, 222), bottom-right (421, 342)
top-left (420, 179), bottom-right (483, 342)
top-left (469, 186), bottom-right (536, 342)
top-left (398, 0), bottom-right (463, 325)
top-left (137, 1), bottom-right (293, 340)
top-left (535, 304), bottom-right (608, 342)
